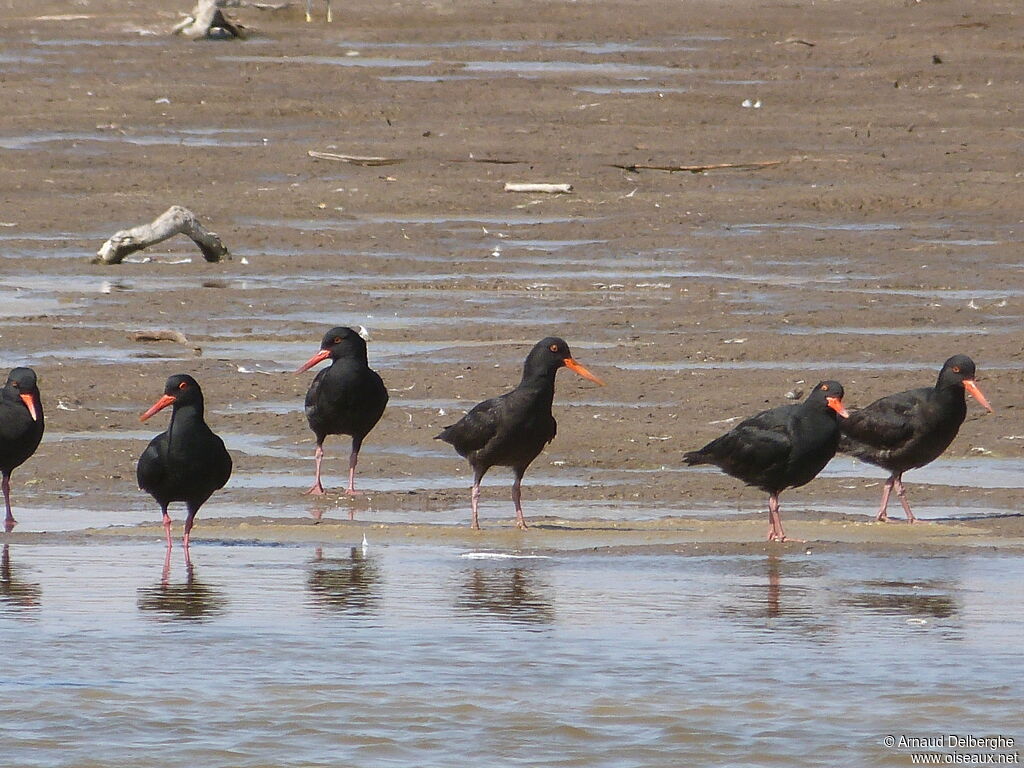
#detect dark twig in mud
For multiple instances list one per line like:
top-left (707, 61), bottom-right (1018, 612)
top-left (611, 160), bottom-right (786, 174)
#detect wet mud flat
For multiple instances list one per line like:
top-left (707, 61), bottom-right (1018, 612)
top-left (1, 0), bottom-right (1024, 763)
top-left (0, 0), bottom-right (1020, 533)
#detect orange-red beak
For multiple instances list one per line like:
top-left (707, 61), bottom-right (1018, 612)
top-left (296, 348), bottom-right (331, 374)
top-left (564, 357), bottom-right (605, 386)
top-left (826, 396), bottom-right (849, 418)
top-left (963, 379), bottom-right (993, 413)
top-left (19, 393), bottom-right (38, 422)
top-left (140, 394), bottom-right (176, 422)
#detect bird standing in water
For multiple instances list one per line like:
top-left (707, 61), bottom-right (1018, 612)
top-left (436, 337), bottom-right (604, 530)
top-left (684, 381), bottom-right (848, 542)
top-left (137, 374), bottom-right (232, 557)
top-left (296, 327), bottom-right (388, 499)
top-left (839, 355), bottom-right (993, 522)
top-left (0, 367), bottom-right (44, 533)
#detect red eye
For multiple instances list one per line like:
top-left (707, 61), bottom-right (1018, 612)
top-left (952, 366), bottom-right (960, 373)
top-left (821, 384), bottom-right (829, 391)
top-left (549, 344), bottom-right (559, 352)
top-left (333, 337), bottom-right (342, 344)
top-left (178, 381), bottom-right (188, 390)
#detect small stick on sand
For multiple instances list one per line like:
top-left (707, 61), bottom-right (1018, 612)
top-left (308, 151), bottom-right (404, 166)
top-left (503, 183), bottom-right (573, 194)
top-left (95, 206), bottom-right (230, 264)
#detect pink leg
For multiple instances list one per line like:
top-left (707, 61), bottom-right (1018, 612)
top-left (512, 472), bottom-right (529, 530)
top-left (162, 509), bottom-right (173, 549)
top-left (183, 509), bottom-right (196, 550)
top-left (470, 470), bottom-right (483, 530)
top-left (344, 446), bottom-right (361, 497)
top-left (305, 443), bottom-right (326, 495)
top-left (2, 473), bottom-right (15, 533)
top-left (766, 493), bottom-right (781, 541)
top-left (876, 475), bottom-right (895, 522)
top-left (893, 474), bottom-right (919, 523)
top-left (767, 493), bottom-right (805, 543)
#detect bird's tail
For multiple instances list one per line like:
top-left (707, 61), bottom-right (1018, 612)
top-left (682, 450), bottom-right (709, 466)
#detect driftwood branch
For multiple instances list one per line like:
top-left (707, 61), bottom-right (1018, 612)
top-left (504, 182), bottom-right (573, 194)
top-left (611, 160), bottom-right (786, 174)
top-left (95, 206), bottom-right (230, 265)
top-left (173, 0), bottom-right (243, 39)
top-left (131, 330), bottom-right (191, 345)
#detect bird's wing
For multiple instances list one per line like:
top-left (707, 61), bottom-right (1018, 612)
top-left (136, 435), bottom-right (167, 491)
top-left (841, 393), bottom-right (921, 450)
top-left (303, 367), bottom-right (330, 413)
top-left (723, 419), bottom-right (793, 472)
top-left (438, 395), bottom-right (505, 453)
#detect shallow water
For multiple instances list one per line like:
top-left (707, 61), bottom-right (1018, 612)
top-left (2, 541), bottom-right (1022, 767)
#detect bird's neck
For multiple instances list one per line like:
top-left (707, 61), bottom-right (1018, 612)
top-left (931, 380), bottom-right (965, 409)
top-left (518, 369), bottom-right (557, 398)
top-left (169, 402), bottom-right (205, 432)
top-left (332, 352), bottom-right (368, 368)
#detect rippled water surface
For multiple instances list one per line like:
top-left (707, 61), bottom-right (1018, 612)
top-left (2, 542), bottom-right (1022, 766)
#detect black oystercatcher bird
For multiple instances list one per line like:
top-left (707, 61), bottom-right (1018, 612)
top-left (684, 381), bottom-right (849, 542)
top-left (436, 337), bottom-right (604, 531)
top-left (296, 327), bottom-right (388, 497)
top-left (137, 374), bottom-right (232, 555)
top-left (839, 354), bottom-right (993, 523)
top-left (0, 368), bottom-right (44, 533)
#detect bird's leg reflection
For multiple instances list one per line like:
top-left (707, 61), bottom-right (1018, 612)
top-left (0, 543), bottom-right (42, 611)
top-left (306, 545), bottom-right (380, 614)
top-left (766, 554), bottom-right (781, 619)
top-left (457, 565), bottom-right (554, 624)
top-left (161, 546), bottom-right (172, 587)
top-left (138, 552), bottom-right (225, 621)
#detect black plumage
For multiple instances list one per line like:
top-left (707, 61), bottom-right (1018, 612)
top-left (137, 374), bottom-right (232, 554)
top-left (297, 327), bottom-right (388, 498)
top-left (839, 354), bottom-right (992, 522)
top-left (684, 380), bottom-right (848, 542)
top-left (436, 337), bottom-right (604, 530)
top-left (0, 367), bottom-right (44, 533)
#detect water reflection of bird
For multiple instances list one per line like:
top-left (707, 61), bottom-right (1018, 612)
top-left (137, 374), bottom-right (232, 560)
top-left (0, 544), bottom-right (42, 612)
top-left (0, 367), bottom-right (44, 533)
top-left (136, 549), bottom-right (226, 622)
top-left (841, 580), bottom-right (959, 619)
top-left (684, 381), bottom-right (848, 542)
top-left (456, 566), bottom-right (554, 625)
top-left (296, 327), bottom-right (388, 502)
top-left (839, 355), bottom-right (993, 523)
top-left (436, 337), bottom-right (604, 530)
top-left (306, 546), bottom-right (380, 614)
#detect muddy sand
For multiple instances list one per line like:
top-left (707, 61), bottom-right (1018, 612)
top-left (1, 0), bottom-right (1021, 553)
